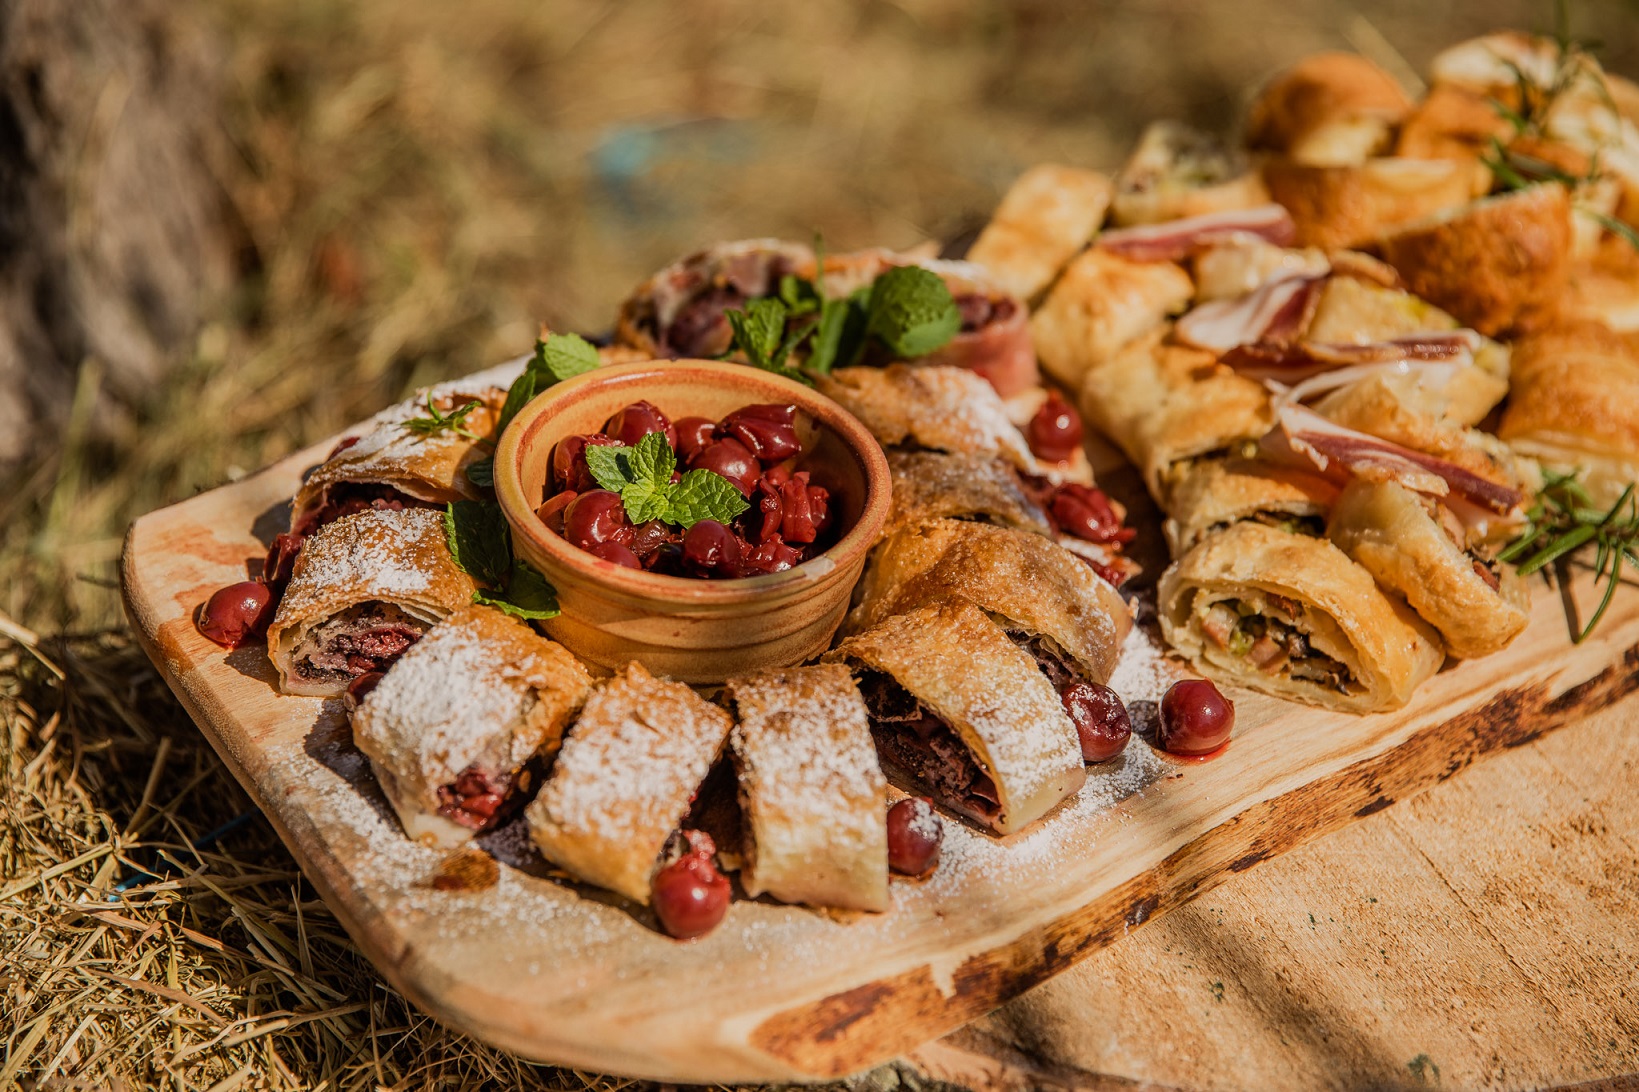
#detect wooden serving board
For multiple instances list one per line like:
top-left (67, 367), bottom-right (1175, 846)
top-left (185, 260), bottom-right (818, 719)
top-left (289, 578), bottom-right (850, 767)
top-left (121, 428), bottom-right (1639, 1084)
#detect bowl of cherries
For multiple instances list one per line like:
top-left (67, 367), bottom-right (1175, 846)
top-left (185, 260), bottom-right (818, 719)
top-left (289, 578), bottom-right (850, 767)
top-left (495, 360), bottom-right (891, 682)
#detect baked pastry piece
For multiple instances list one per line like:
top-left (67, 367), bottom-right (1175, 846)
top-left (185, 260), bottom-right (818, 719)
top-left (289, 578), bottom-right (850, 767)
top-left (1158, 520), bottom-right (1445, 713)
top-left (1302, 274), bottom-right (1458, 342)
top-left (1111, 121), bottom-right (1270, 226)
top-left (825, 600), bottom-right (1086, 836)
top-left (1193, 239), bottom-right (1330, 302)
top-left (1161, 456), bottom-right (1339, 556)
top-left (1247, 52), bottom-right (1412, 166)
top-left (846, 519), bottom-right (1131, 687)
top-left (291, 384), bottom-right (505, 536)
top-left (526, 662), bottom-right (734, 904)
top-left (1327, 480), bottom-right (1529, 660)
top-left (353, 606), bottom-right (593, 847)
top-left (967, 164), bottom-right (1113, 303)
top-left (614, 238), bottom-right (816, 359)
top-left (724, 665), bottom-right (889, 912)
top-left (1030, 248), bottom-right (1194, 389)
top-left (1375, 184), bottom-right (1574, 336)
top-left (1395, 82), bottom-right (1514, 162)
top-left (1499, 321), bottom-right (1639, 507)
top-left (267, 508), bottom-right (477, 697)
top-left (817, 365), bottom-right (1037, 472)
top-left (1262, 157), bottom-right (1485, 249)
top-left (1562, 235), bottom-right (1639, 332)
top-left (882, 450), bottom-right (1053, 541)
top-left (1079, 328), bottom-right (1274, 500)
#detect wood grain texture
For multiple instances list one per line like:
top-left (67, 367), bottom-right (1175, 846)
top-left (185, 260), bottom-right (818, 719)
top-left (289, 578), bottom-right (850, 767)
top-left (912, 693), bottom-right (1639, 1091)
top-left (121, 431), bottom-right (1639, 1084)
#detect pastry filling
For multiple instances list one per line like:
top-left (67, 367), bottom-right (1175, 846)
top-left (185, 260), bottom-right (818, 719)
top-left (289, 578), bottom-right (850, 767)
top-left (295, 482), bottom-right (435, 537)
top-left (1199, 598), bottom-right (1358, 693)
top-left (856, 670), bottom-right (1001, 824)
top-left (436, 762), bottom-right (536, 833)
top-left (1206, 510), bottom-right (1325, 541)
top-left (292, 602), bottom-right (427, 683)
top-left (1011, 633), bottom-right (1088, 697)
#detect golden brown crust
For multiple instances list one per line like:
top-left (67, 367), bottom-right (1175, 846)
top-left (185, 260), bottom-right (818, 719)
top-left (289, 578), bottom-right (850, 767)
top-left (1562, 235), bottom-right (1639, 332)
top-left (725, 665), bottom-right (888, 912)
top-left (1313, 380), bottom-right (1523, 487)
top-left (1158, 521), bottom-right (1445, 713)
top-left (1375, 183), bottom-right (1574, 336)
top-left (1302, 274), bottom-right (1459, 343)
top-left (1327, 481), bottom-right (1528, 659)
top-left (354, 606), bottom-right (593, 848)
top-left (1029, 248), bottom-right (1195, 388)
top-left (882, 450), bottom-right (1052, 541)
top-left (1161, 457), bottom-right (1340, 556)
top-left (845, 519), bottom-right (1131, 685)
top-left (817, 365), bottom-right (1036, 471)
top-left (1112, 121), bottom-right (1270, 226)
top-left (1263, 157), bottom-right (1486, 249)
top-left (526, 662), bottom-right (734, 905)
top-left (267, 508), bottom-right (478, 698)
top-left (824, 600), bottom-right (1085, 836)
top-left (1396, 83), bottom-right (1513, 162)
top-left (968, 165), bottom-right (1114, 302)
top-left (1079, 328), bottom-right (1274, 499)
top-left (1247, 53), bottom-right (1411, 166)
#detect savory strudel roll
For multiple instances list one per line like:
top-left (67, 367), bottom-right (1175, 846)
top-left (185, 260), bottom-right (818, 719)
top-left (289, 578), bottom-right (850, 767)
top-left (967, 164), bottom-right (1113, 303)
top-left (846, 519), bottom-right (1130, 690)
top-left (353, 606), bottom-right (593, 847)
top-left (267, 508), bottom-right (478, 698)
top-left (1327, 480), bottom-right (1529, 660)
top-left (1261, 157), bottom-right (1485, 249)
top-left (1078, 328), bottom-right (1274, 500)
top-left (1498, 321), bottom-right (1639, 507)
top-left (614, 238), bottom-right (816, 359)
top-left (824, 600), bottom-right (1086, 835)
top-left (1110, 121), bottom-right (1270, 226)
top-left (1246, 52), bottom-right (1411, 167)
top-left (724, 665), bottom-right (889, 912)
top-left (527, 662), bottom-right (734, 904)
top-left (1158, 520), bottom-right (1445, 713)
top-left (1161, 456), bottom-right (1339, 556)
top-left (291, 385), bottom-right (505, 537)
top-left (817, 365), bottom-right (1037, 472)
top-left (881, 450), bottom-right (1053, 541)
top-left (1030, 247), bottom-right (1195, 389)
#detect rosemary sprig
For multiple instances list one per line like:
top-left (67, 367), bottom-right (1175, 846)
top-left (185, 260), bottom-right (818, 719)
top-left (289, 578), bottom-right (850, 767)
top-left (1499, 471), bottom-right (1639, 642)
top-left (404, 391), bottom-right (484, 441)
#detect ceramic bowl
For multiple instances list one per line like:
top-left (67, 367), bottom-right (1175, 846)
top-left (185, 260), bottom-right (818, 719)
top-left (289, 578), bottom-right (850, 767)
top-left (494, 359), bottom-right (891, 683)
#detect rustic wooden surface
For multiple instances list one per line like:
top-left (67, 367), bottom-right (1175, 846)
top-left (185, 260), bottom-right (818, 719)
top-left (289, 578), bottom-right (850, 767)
top-left (121, 422), bottom-right (1639, 1084)
top-left (910, 691), bottom-right (1639, 1091)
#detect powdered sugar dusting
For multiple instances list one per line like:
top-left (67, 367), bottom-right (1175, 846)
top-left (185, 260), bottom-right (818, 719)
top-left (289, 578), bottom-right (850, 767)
top-left (283, 508), bottom-right (444, 602)
top-left (1109, 618), bottom-right (1191, 706)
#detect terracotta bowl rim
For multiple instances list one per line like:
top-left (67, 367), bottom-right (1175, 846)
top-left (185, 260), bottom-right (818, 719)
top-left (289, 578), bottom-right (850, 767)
top-left (493, 359), bottom-right (891, 605)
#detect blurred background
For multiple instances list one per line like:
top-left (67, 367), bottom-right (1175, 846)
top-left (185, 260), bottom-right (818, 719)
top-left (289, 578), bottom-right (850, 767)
top-left (1, 1), bottom-right (1637, 1087)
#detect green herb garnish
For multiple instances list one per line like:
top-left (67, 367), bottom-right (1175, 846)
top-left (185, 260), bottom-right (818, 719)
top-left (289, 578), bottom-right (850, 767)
top-left (405, 392), bottom-right (485, 441)
top-left (584, 431), bottom-right (749, 529)
top-left (1498, 470), bottom-right (1638, 641)
top-left (467, 331), bottom-right (601, 488)
top-left (444, 499), bottom-right (560, 620)
top-left (863, 265), bottom-right (963, 358)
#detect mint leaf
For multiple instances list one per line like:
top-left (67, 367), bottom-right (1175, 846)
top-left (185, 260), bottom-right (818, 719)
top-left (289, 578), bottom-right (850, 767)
top-left (627, 430), bottom-right (676, 488)
top-left (405, 393), bottom-right (485, 440)
top-left (866, 265), bottom-right (960, 359)
top-left (779, 274), bottom-right (821, 316)
top-left (808, 295), bottom-right (870, 375)
top-left (465, 455), bottom-right (495, 488)
top-left (536, 332), bottom-right (600, 382)
top-left (724, 297), bottom-right (790, 370)
top-left (585, 443), bottom-right (635, 492)
top-left (618, 479), bottom-right (672, 525)
top-left (444, 500), bottom-right (512, 588)
top-left (475, 559), bottom-right (560, 620)
top-left (495, 369), bottom-right (539, 437)
top-left (667, 468), bottom-right (751, 528)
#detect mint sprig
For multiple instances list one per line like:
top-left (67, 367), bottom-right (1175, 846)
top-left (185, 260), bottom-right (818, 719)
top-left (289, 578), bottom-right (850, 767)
top-left (467, 331), bottom-right (601, 488)
top-left (445, 499), bottom-right (560, 620)
top-left (863, 265), bottom-right (962, 358)
top-left (584, 431), bottom-right (749, 529)
top-left (405, 392), bottom-right (485, 441)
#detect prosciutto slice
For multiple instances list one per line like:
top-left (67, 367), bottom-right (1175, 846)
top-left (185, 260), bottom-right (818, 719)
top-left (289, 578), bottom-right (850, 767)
top-left (1224, 330), bottom-right (1482, 382)
top-left (1266, 404), bottom-right (1525, 516)
top-left (1174, 274), bottom-right (1323, 353)
top-left (1096, 204), bottom-right (1297, 262)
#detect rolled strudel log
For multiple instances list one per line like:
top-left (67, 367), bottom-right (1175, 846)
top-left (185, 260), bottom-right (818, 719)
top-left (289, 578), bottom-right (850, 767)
top-left (824, 600), bottom-right (1086, 836)
top-left (818, 365), bottom-right (1037, 472)
top-left (526, 662), bottom-right (734, 904)
top-left (1327, 480), bottom-right (1529, 660)
top-left (291, 384), bottom-right (506, 537)
top-left (967, 164), bottom-right (1113, 303)
top-left (881, 450), bottom-right (1053, 541)
top-left (1158, 520), bottom-right (1445, 713)
top-left (353, 606), bottom-right (593, 848)
top-left (846, 519), bottom-right (1130, 688)
top-left (1162, 456), bottom-right (1340, 557)
top-left (724, 665), bottom-right (889, 912)
top-left (266, 508), bottom-right (477, 698)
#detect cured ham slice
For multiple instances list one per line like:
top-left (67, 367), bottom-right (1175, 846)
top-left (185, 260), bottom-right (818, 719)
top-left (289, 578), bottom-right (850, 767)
top-left (1222, 330), bottom-right (1482, 382)
top-left (1174, 274), bottom-right (1323, 352)
top-left (1267, 403), bottom-right (1524, 516)
top-left (1095, 204), bottom-right (1297, 263)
